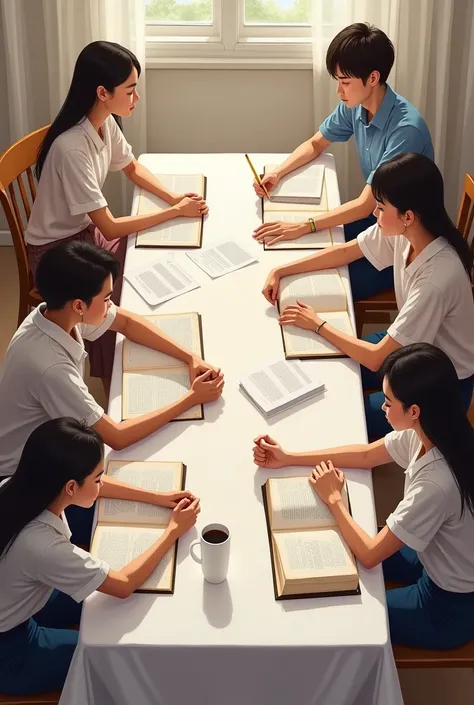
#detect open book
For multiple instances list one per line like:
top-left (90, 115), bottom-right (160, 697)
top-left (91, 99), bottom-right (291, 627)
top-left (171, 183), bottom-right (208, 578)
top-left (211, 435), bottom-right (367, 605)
top-left (135, 174), bottom-right (206, 248)
top-left (91, 460), bottom-right (186, 593)
top-left (240, 360), bottom-right (325, 417)
top-left (122, 312), bottom-right (204, 421)
top-left (262, 476), bottom-right (359, 599)
top-left (278, 270), bottom-right (354, 359)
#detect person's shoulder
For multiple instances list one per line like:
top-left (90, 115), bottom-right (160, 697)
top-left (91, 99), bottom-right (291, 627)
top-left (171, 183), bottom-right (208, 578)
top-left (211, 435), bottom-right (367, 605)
top-left (51, 122), bottom-right (91, 160)
top-left (390, 89), bottom-right (430, 132)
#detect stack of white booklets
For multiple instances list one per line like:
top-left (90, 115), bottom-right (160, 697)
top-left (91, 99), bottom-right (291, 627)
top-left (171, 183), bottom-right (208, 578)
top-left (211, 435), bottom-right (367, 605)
top-left (240, 359), bottom-right (325, 418)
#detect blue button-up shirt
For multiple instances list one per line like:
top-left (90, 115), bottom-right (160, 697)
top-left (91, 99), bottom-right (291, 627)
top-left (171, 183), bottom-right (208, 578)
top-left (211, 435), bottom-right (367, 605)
top-left (320, 84), bottom-right (434, 184)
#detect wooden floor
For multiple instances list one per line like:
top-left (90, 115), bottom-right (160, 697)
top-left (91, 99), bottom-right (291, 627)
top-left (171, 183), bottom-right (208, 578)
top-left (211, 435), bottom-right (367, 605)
top-left (0, 246), bottom-right (473, 705)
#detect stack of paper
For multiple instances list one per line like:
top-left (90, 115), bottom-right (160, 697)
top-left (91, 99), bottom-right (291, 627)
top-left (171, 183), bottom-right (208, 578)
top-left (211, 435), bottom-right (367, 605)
top-left (240, 360), bottom-right (325, 418)
top-left (124, 257), bottom-right (200, 306)
top-left (186, 241), bottom-right (258, 279)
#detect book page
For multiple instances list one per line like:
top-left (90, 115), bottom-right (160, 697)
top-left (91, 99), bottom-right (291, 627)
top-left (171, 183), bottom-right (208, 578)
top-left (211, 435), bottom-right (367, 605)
top-left (264, 165), bottom-right (328, 212)
top-left (269, 476), bottom-right (348, 531)
top-left (279, 270), bottom-right (346, 313)
top-left (122, 368), bottom-right (202, 420)
top-left (274, 528), bottom-right (357, 581)
top-left (138, 175), bottom-right (205, 213)
top-left (137, 218), bottom-right (201, 248)
top-left (282, 313), bottom-right (352, 358)
top-left (91, 525), bottom-right (174, 592)
top-left (263, 211), bottom-right (332, 250)
top-left (123, 313), bottom-right (201, 372)
top-left (272, 166), bottom-right (324, 201)
top-left (125, 257), bottom-right (200, 307)
top-left (97, 461), bottom-right (183, 526)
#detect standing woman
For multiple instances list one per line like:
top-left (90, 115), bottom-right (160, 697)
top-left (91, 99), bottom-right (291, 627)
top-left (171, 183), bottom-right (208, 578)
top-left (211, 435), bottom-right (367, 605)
top-left (26, 40), bottom-right (208, 378)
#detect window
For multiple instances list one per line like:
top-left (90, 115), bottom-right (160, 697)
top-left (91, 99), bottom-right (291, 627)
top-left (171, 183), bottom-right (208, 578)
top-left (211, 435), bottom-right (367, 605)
top-left (145, 0), bottom-right (313, 67)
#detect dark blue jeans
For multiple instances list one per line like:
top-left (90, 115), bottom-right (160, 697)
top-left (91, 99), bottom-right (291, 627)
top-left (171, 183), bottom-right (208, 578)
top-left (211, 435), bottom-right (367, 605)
top-left (345, 214), bottom-right (394, 300)
top-left (0, 590), bottom-right (81, 695)
top-left (383, 546), bottom-right (474, 648)
top-left (362, 330), bottom-right (474, 439)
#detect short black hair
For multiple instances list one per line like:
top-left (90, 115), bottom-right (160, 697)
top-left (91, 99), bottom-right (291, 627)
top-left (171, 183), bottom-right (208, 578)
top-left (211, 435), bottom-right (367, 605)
top-left (36, 240), bottom-right (119, 310)
top-left (326, 23), bottom-right (394, 85)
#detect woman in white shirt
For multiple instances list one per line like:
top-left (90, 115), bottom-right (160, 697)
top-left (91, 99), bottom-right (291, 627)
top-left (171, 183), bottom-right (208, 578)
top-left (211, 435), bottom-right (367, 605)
top-left (262, 153), bottom-right (474, 439)
top-left (253, 343), bottom-right (474, 648)
top-left (26, 40), bottom-right (208, 378)
top-left (0, 417), bottom-right (200, 696)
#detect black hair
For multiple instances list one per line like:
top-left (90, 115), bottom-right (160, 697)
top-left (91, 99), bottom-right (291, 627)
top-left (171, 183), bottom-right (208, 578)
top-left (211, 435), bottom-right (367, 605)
top-left (36, 40), bottom-right (140, 179)
top-left (36, 240), bottom-right (119, 310)
top-left (0, 418), bottom-right (104, 557)
top-left (372, 153), bottom-right (472, 279)
top-left (380, 344), bottom-right (474, 517)
top-left (326, 22), bottom-right (394, 85)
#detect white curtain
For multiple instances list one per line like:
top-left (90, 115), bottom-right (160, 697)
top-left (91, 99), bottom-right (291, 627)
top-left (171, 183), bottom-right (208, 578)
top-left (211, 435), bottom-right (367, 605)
top-left (1, 0), bottom-right (146, 214)
top-left (312, 0), bottom-right (474, 218)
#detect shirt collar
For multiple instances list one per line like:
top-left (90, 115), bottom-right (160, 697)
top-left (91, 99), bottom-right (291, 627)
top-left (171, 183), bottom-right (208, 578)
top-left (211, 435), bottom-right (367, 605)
top-left (32, 304), bottom-right (87, 363)
top-left (35, 510), bottom-right (72, 540)
top-left (405, 238), bottom-right (447, 277)
top-left (357, 84), bottom-right (396, 130)
top-left (79, 117), bottom-right (106, 152)
top-left (406, 445), bottom-right (444, 476)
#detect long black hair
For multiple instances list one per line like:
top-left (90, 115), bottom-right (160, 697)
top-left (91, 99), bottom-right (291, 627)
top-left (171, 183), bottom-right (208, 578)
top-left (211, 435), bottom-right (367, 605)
top-left (36, 40), bottom-right (141, 179)
top-left (0, 418), bottom-right (104, 557)
top-left (380, 343), bottom-right (474, 517)
top-left (372, 153), bottom-right (472, 279)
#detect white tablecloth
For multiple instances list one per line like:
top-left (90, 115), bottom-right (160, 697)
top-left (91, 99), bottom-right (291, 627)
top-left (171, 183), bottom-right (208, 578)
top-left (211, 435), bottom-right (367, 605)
top-left (60, 153), bottom-right (403, 705)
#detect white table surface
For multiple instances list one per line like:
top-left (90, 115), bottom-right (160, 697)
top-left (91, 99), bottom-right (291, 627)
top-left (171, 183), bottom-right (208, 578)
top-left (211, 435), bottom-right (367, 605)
top-left (60, 154), bottom-right (403, 705)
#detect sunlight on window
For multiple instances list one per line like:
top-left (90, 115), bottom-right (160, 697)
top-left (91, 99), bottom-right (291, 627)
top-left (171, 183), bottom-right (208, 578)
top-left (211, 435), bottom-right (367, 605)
top-left (245, 0), bottom-right (311, 25)
top-left (145, 0), bottom-right (213, 23)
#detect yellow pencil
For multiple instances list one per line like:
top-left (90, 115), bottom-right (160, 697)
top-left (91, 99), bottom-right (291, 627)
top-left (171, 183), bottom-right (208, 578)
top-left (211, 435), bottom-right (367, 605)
top-left (245, 153), bottom-right (271, 200)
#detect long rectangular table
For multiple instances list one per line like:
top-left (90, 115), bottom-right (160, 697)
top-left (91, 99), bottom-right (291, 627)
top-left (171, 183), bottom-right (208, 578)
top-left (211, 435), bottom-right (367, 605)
top-left (60, 154), bottom-right (403, 705)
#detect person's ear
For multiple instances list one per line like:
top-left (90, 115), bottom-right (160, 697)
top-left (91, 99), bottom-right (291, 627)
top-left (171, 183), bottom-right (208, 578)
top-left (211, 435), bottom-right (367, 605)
top-left (369, 70), bottom-right (380, 87)
top-left (65, 480), bottom-right (76, 497)
top-left (96, 85), bottom-right (110, 103)
top-left (71, 299), bottom-right (85, 319)
top-left (410, 403), bottom-right (421, 423)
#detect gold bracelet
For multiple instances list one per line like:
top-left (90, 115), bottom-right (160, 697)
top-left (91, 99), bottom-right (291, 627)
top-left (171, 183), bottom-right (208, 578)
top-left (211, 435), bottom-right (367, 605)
top-left (308, 217), bottom-right (316, 233)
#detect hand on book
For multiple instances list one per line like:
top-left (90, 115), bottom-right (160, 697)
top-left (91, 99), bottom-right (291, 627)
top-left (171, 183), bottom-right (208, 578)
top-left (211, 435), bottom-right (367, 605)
top-left (173, 195), bottom-right (209, 218)
top-left (189, 355), bottom-right (221, 383)
top-left (168, 497), bottom-right (201, 538)
top-left (154, 490), bottom-right (197, 509)
top-left (252, 435), bottom-right (289, 469)
top-left (309, 461), bottom-right (344, 507)
top-left (190, 369), bottom-right (225, 405)
top-left (279, 301), bottom-right (321, 331)
top-left (253, 220), bottom-right (306, 247)
top-left (253, 171), bottom-right (279, 198)
top-left (262, 269), bottom-right (281, 305)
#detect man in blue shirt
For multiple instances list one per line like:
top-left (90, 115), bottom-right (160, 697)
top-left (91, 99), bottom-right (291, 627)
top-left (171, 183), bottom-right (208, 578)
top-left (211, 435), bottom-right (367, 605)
top-left (254, 22), bottom-right (434, 300)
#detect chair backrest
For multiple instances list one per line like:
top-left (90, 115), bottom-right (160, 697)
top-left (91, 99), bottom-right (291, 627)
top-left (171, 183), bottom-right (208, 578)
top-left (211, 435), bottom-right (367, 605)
top-left (457, 173), bottom-right (474, 244)
top-left (0, 125), bottom-right (49, 294)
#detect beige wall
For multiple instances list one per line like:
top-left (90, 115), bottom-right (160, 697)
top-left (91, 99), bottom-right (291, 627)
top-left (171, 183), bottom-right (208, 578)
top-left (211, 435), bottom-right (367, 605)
top-left (145, 69), bottom-right (314, 154)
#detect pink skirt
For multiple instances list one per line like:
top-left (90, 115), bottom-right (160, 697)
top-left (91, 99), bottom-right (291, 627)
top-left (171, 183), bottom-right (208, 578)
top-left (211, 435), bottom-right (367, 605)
top-left (27, 224), bottom-right (127, 379)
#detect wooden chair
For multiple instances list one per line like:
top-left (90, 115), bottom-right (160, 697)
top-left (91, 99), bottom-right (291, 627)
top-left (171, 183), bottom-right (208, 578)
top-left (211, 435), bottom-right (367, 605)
top-left (0, 693), bottom-right (61, 704)
top-left (393, 640), bottom-right (474, 669)
top-left (0, 126), bottom-right (49, 327)
top-left (354, 172), bottom-right (474, 337)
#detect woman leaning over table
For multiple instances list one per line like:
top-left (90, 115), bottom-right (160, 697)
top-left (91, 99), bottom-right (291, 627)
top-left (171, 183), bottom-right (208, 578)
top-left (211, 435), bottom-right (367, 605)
top-left (0, 418), bottom-right (199, 696)
top-left (253, 344), bottom-right (474, 649)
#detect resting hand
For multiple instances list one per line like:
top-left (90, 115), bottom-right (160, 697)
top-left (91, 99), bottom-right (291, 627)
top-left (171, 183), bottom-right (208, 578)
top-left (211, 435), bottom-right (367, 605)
top-left (279, 300), bottom-right (322, 331)
top-left (309, 461), bottom-right (344, 506)
top-left (253, 220), bottom-right (306, 246)
top-left (252, 435), bottom-right (289, 469)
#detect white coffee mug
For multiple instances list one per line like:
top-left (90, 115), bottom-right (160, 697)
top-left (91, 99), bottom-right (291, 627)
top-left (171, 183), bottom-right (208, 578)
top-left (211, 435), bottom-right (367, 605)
top-left (190, 523), bottom-right (231, 584)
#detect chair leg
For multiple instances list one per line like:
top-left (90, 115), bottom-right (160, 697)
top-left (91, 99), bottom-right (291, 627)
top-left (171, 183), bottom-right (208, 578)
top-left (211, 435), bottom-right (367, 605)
top-left (17, 293), bottom-right (29, 327)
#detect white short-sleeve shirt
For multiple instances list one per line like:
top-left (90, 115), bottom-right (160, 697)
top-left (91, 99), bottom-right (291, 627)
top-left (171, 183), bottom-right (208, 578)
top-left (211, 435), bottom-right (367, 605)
top-left (25, 116), bottom-right (134, 245)
top-left (358, 226), bottom-right (474, 379)
top-left (0, 510), bottom-right (109, 632)
top-left (0, 303), bottom-right (116, 477)
top-left (385, 429), bottom-right (474, 592)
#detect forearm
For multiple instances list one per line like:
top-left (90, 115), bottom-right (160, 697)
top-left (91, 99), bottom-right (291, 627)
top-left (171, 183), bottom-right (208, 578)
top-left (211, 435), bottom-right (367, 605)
top-left (286, 445), bottom-right (374, 469)
top-left (100, 475), bottom-right (158, 504)
top-left (103, 393), bottom-right (196, 450)
top-left (312, 195), bottom-right (375, 231)
top-left (121, 526), bottom-right (178, 591)
top-left (317, 322), bottom-right (381, 369)
top-left (278, 240), bottom-right (362, 278)
top-left (329, 500), bottom-right (379, 568)
top-left (126, 162), bottom-right (175, 203)
top-left (121, 311), bottom-right (193, 364)
top-left (276, 138), bottom-right (323, 178)
top-left (93, 208), bottom-right (179, 240)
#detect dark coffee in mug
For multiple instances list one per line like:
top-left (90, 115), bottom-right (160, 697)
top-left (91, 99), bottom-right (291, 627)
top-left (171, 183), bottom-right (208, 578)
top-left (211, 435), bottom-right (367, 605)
top-left (203, 529), bottom-right (228, 544)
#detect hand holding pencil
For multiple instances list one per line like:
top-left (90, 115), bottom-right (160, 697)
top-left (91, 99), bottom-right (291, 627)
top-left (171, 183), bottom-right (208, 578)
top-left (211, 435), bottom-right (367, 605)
top-left (245, 154), bottom-right (278, 200)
